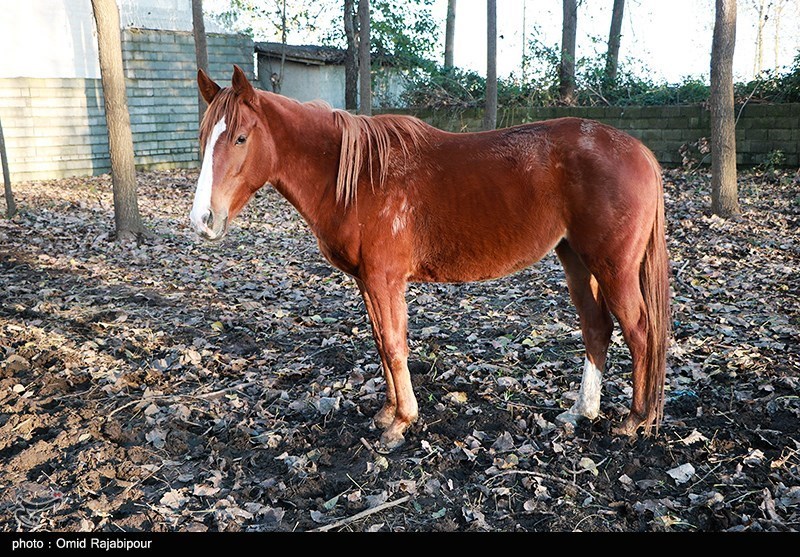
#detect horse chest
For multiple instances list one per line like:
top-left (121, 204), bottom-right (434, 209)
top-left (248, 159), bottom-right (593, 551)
top-left (316, 239), bottom-right (359, 277)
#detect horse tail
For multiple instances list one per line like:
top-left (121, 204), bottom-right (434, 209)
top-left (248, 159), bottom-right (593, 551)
top-left (640, 149), bottom-right (671, 433)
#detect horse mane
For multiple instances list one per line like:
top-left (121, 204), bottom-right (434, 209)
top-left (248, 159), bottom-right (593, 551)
top-left (201, 87), bottom-right (429, 207)
top-left (332, 110), bottom-right (429, 207)
top-left (199, 88), bottom-right (245, 152)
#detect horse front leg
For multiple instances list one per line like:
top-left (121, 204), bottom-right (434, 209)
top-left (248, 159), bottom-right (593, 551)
top-left (360, 274), bottom-right (418, 450)
top-left (356, 279), bottom-right (396, 429)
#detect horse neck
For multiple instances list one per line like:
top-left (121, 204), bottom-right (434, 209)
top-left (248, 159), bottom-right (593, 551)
top-left (261, 94), bottom-right (343, 234)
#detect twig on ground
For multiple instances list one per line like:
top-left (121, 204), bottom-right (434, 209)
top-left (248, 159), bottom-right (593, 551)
top-left (106, 381), bottom-right (260, 418)
top-left (310, 495), bottom-right (412, 532)
top-left (359, 437), bottom-right (376, 453)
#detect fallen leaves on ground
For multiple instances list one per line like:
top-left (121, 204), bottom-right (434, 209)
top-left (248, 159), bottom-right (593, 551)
top-left (0, 167), bottom-right (798, 532)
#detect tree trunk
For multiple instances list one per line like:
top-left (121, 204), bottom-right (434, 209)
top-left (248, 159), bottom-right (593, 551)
top-left (560, 0), bottom-right (577, 105)
top-left (753, 0), bottom-right (765, 76)
top-left (444, 0), bottom-right (456, 69)
top-left (344, 0), bottom-right (358, 110)
top-left (773, 0), bottom-right (785, 70)
top-left (521, 0), bottom-right (527, 80)
top-left (0, 117), bottom-right (16, 218)
top-left (274, 0), bottom-right (287, 94)
top-left (711, 0), bottom-right (741, 217)
top-left (191, 0), bottom-right (209, 124)
top-left (484, 0), bottom-right (497, 130)
top-left (605, 0), bottom-right (624, 85)
top-left (358, 0), bottom-right (371, 115)
top-left (91, 0), bottom-right (144, 242)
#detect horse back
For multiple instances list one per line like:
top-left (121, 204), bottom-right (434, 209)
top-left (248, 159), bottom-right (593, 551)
top-left (366, 117), bottom-right (659, 283)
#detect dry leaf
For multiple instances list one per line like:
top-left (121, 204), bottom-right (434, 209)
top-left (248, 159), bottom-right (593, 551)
top-left (667, 463), bottom-right (695, 485)
top-left (443, 391), bottom-right (468, 405)
top-left (160, 489), bottom-right (188, 510)
top-left (679, 429), bottom-right (708, 445)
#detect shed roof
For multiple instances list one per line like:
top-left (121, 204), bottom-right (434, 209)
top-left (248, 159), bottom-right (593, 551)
top-left (254, 42), bottom-right (345, 66)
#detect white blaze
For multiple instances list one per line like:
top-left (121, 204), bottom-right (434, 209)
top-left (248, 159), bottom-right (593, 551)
top-left (190, 117), bottom-right (227, 235)
top-left (570, 358), bottom-right (603, 419)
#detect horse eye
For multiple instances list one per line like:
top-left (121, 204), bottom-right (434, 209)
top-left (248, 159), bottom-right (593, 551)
top-left (236, 135), bottom-right (247, 145)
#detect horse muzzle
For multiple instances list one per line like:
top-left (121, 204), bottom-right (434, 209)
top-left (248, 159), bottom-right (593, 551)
top-left (190, 208), bottom-right (228, 242)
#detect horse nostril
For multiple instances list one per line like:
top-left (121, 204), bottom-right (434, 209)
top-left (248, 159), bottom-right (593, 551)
top-left (202, 211), bottom-right (214, 229)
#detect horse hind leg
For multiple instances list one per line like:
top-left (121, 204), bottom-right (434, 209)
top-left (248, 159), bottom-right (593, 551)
top-left (591, 264), bottom-right (654, 436)
top-left (554, 241), bottom-right (614, 427)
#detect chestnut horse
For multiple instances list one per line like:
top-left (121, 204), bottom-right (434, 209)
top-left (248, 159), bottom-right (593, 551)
top-left (190, 66), bottom-right (670, 450)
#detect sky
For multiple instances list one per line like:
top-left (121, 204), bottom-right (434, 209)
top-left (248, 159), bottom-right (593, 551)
top-left (447, 0), bottom-right (799, 83)
top-left (206, 0), bottom-right (800, 84)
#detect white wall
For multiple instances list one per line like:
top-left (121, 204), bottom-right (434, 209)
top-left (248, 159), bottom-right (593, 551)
top-left (258, 57), bottom-right (346, 109)
top-left (119, 0), bottom-right (223, 32)
top-left (0, 0), bottom-right (225, 79)
top-left (373, 70), bottom-right (409, 108)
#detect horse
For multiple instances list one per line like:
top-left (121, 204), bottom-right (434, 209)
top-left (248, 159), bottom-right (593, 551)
top-left (189, 65), bottom-right (671, 451)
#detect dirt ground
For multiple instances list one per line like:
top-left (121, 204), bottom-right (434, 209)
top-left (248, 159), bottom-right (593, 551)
top-left (0, 166), bottom-right (798, 532)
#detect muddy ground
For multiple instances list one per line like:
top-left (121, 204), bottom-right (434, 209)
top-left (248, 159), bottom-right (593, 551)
top-left (0, 167), bottom-right (798, 532)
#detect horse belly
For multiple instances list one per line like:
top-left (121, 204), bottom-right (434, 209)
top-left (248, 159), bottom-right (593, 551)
top-left (410, 214), bottom-right (564, 283)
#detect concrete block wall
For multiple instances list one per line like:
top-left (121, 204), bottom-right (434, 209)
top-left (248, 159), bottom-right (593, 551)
top-left (397, 104), bottom-right (800, 167)
top-left (0, 29), bottom-right (253, 183)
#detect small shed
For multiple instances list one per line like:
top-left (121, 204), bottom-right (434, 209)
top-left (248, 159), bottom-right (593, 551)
top-left (256, 43), bottom-right (347, 108)
top-left (255, 42), bottom-right (409, 109)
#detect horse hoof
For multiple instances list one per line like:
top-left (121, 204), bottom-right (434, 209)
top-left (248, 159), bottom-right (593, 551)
top-left (612, 414), bottom-right (642, 437)
top-left (378, 430), bottom-right (406, 452)
top-left (555, 411), bottom-right (587, 431)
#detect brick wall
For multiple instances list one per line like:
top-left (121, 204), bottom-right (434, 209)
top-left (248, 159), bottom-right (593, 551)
top-left (389, 104), bottom-right (800, 167)
top-left (0, 29), bottom-right (253, 183)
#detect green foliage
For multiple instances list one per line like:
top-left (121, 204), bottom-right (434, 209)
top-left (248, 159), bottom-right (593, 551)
top-left (755, 150), bottom-right (787, 176)
top-left (735, 52), bottom-right (800, 103)
top-left (210, 1), bottom-right (800, 110)
top-left (402, 31), bottom-right (714, 110)
top-left (402, 66), bottom-right (487, 109)
top-left (404, 34), bottom-right (800, 110)
top-left (573, 43), bottom-right (710, 106)
top-left (309, 0), bottom-right (440, 73)
top-left (209, 0), bottom-right (333, 42)
top-left (370, 0), bottom-right (439, 71)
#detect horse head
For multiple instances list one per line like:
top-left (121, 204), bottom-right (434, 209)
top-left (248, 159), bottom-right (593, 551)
top-left (190, 65), bottom-right (275, 241)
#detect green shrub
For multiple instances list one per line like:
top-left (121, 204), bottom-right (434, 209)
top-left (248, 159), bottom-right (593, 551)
top-left (401, 47), bottom-right (800, 110)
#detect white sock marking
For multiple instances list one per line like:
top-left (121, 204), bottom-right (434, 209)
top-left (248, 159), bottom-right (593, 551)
top-left (190, 117), bottom-right (227, 235)
top-left (570, 357), bottom-right (602, 419)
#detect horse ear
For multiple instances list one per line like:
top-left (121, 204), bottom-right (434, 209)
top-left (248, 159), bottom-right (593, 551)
top-left (197, 69), bottom-right (221, 104)
top-left (231, 64), bottom-right (255, 105)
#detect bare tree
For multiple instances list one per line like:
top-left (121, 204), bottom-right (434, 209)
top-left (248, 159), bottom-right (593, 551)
top-left (752, 0), bottom-right (767, 76)
top-left (747, 0), bottom-right (792, 74)
top-left (444, 0), bottom-right (456, 69)
top-left (711, 0), bottom-right (741, 217)
top-left (191, 0), bottom-right (209, 124)
top-left (521, 0), bottom-right (528, 79)
top-left (272, 0), bottom-right (288, 94)
top-left (0, 117), bottom-right (16, 218)
top-left (344, 0), bottom-right (358, 110)
top-left (91, 0), bottom-right (145, 242)
top-left (773, 0), bottom-right (783, 69)
top-left (484, 0), bottom-right (497, 130)
top-left (605, 0), bottom-right (625, 85)
top-left (560, 0), bottom-right (578, 105)
top-left (358, 0), bottom-right (371, 115)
